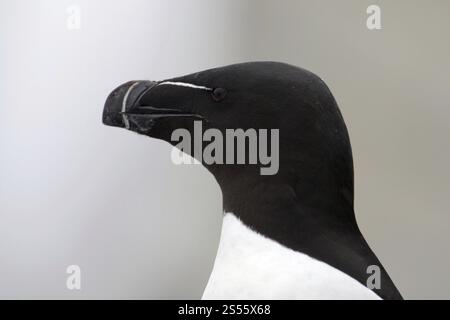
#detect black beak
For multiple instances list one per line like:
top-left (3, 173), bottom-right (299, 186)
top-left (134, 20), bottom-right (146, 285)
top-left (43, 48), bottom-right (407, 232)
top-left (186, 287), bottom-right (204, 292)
top-left (102, 80), bottom-right (157, 129)
top-left (103, 80), bottom-right (205, 132)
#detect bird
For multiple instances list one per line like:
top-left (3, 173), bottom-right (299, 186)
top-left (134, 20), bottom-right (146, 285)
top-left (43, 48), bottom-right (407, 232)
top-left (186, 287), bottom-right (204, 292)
top-left (102, 61), bottom-right (403, 300)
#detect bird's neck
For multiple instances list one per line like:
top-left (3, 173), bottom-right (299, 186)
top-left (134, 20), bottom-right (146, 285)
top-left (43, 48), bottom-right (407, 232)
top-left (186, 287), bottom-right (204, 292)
top-left (217, 175), bottom-right (359, 252)
top-left (213, 178), bottom-right (404, 300)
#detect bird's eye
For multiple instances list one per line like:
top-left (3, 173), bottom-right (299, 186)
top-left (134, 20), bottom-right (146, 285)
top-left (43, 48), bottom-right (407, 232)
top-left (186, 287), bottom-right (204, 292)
top-left (211, 88), bottom-right (227, 102)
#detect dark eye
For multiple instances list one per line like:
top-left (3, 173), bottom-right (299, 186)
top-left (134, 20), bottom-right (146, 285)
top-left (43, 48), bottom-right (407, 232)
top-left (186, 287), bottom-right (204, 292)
top-left (211, 87), bottom-right (227, 102)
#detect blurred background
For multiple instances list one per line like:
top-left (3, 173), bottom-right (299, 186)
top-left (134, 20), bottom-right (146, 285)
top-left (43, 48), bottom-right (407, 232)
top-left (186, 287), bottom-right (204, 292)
top-left (0, 0), bottom-right (449, 299)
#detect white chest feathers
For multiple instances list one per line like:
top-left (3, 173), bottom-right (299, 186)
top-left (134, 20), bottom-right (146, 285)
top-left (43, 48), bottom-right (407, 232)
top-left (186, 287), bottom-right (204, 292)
top-left (202, 213), bottom-right (380, 300)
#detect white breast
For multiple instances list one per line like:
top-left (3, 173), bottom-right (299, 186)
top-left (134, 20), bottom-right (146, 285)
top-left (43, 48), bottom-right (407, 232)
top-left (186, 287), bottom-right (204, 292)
top-left (202, 213), bottom-right (381, 300)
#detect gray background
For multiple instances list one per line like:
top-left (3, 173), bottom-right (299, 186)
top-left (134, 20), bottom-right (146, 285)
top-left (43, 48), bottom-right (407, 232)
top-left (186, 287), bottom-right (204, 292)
top-left (0, 0), bottom-right (449, 299)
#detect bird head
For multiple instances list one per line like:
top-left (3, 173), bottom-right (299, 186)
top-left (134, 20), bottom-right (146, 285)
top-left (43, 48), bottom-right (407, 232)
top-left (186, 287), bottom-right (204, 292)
top-left (103, 62), bottom-right (354, 213)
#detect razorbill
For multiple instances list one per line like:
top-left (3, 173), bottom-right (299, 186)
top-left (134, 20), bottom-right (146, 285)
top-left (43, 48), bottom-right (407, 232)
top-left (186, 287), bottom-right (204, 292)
top-left (102, 62), bottom-right (403, 300)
